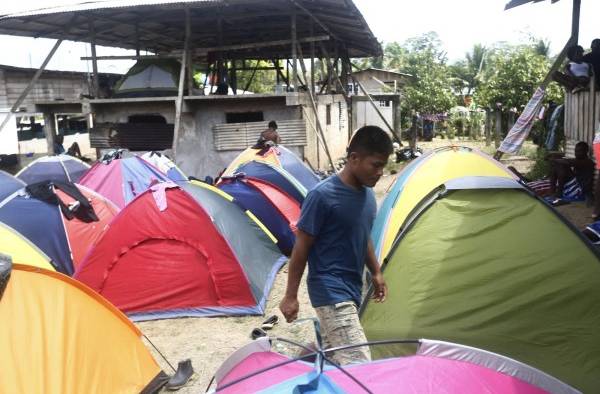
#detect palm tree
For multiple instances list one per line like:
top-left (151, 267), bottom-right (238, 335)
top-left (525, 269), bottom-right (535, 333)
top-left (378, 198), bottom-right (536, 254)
top-left (534, 39), bottom-right (551, 58)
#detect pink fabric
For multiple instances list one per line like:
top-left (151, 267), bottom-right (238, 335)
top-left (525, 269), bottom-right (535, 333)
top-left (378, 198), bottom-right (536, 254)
top-left (79, 162), bottom-right (125, 208)
top-left (326, 355), bottom-right (550, 394)
top-left (149, 182), bottom-right (178, 211)
top-left (218, 352), bottom-right (311, 393)
top-left (219, 353), bottom-right (551, 393)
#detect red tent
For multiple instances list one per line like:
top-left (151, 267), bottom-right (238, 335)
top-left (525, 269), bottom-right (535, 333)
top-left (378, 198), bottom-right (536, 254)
top-left (74, 183), bottom-right (285, 320)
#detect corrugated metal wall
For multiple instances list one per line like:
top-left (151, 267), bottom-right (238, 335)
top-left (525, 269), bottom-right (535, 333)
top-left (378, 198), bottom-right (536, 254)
top-left (564, 80), bottom-right (600, 157)
top-left (213, 119), bottom-right (307, 151)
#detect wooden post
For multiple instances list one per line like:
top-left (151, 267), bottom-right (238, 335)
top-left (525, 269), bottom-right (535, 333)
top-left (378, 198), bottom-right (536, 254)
top-left (44, 112), bottom-right (57, 155)
top-left (310, 20), bottom-right (315, 94)
top-left (0, 39), bottom-right (63, 134)
top-left (297, 44), bottom-right (337, 172)
top-left (572, 0), bottom-right (581, 44)
top-left (173, 9), bottom-right (190, 159)
top-left (291, 12), bottom-right (298, 92)
top-left (89, 20), bottom-right (100, 98)
top-left (485, 109), bottom-right (491, 146)
top-left (393, 95), bottom-right (402, 144)
top-left (135, 23), bottom-right (141, 57)
top-left (186, 17), bottom-right (194, 95)
top-left (495, 110), bottom-right (502, 148)
top-left (231, 60), bottom-right (237, 95)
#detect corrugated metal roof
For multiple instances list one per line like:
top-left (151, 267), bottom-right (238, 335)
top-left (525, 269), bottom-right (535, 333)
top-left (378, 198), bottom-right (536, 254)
top-left (214, 119), bottom-right (307, 150)
top-left (505, 0), bottom-right (561, 10)
top-left (0, 0), bottom-right (381, 58)
top-left (2, 0), bottom-right (218, 18)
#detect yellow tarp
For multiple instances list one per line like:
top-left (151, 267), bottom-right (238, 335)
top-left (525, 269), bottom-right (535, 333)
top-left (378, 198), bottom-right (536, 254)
top-left (379, 148), bottom-right (515, 260)
top-left (0, 264), bottom-right (163, 394)
top-left (0, 222), bottom-right (54, 271)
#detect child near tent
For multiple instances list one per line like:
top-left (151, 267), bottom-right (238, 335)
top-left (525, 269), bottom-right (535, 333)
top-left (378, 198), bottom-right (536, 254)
top-left (279, 125), bottom-right (393, 366)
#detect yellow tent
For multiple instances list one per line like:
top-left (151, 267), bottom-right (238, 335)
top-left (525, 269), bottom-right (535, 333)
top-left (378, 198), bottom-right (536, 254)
top-left (222, 147), bottom-right (280, 177)
top-left (373, 147), bottom-right (517, 261)
top-left (0, 222), bottom-right (54, 271)
top-left (0, 262), bottom-right (167, 394)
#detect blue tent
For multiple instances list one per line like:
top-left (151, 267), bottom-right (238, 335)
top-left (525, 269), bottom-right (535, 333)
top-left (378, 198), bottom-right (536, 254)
top-left (235, 161), bottom-right (306, 203)
top-left (16, 155), bottom-right (90, 185)
top-left (218, 175), bottom-right (300, 255)
top-left (0, 170), bottom-right (25, 201)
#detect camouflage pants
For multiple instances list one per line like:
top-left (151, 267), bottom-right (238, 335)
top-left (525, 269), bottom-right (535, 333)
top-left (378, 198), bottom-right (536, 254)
top-left (314, 301), bottom-right (371, 366)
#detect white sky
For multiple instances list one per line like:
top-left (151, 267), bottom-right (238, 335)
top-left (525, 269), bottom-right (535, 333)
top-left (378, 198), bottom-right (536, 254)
top-left (0, 0), bottom-right (598, 73)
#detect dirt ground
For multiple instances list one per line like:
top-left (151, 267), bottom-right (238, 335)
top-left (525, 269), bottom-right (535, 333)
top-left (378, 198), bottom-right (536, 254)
top-left (137, 138), bottom-right (594, 393)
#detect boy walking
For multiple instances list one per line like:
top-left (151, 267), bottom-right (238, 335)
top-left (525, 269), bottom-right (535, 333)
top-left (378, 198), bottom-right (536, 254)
top-left (279, 126), bottom-right (393, 365)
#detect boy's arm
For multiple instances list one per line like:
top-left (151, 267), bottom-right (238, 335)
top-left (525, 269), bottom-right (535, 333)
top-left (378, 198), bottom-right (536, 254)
top-left (279, 229), bottom-right (315, 322)
top-left (365, 240), bottom-right (387, 302)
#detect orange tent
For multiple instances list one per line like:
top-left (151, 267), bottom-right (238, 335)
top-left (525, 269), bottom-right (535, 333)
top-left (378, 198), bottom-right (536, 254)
top-left (0, 260), bottom-right (168, 393)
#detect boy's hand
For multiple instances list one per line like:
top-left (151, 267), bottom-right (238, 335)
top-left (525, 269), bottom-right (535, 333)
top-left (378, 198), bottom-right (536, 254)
top-left (279, 296), bottom-right (300, 323)
top-left (371, 272), bottom-right (388, 302)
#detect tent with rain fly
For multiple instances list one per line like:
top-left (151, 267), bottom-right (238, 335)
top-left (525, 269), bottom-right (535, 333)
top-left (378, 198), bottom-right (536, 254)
top-left (16, 155), bottom-right (90, 185)
top-left (0, 169), bottom-right (25, 201)
top-left (223, 145), bottom-right (320, 193)
top-left (75, 181), bottom-right (286, 321)
top-left (0, 182), bottom-right (119, 275)
top-left (210, 337), bottom-right (579, 393)
top-left (141, 151), bottom-right (187, 182)
top-left (218, 174), bottom-right (300, 255)
top-left (372, 146), bottom-right (516, 261)
top-left (228, 160), bottom-right (307, 203)
top-left (113, 59), bottom-right (181, 98)
top-left (0, 222), bottom-right (53, 270)
top-left (79, 155), bottom-right (170, 208)
top-left (361, 176), bottom-right (600, 394)
top-left (0, 258), bottom-right (168, 393)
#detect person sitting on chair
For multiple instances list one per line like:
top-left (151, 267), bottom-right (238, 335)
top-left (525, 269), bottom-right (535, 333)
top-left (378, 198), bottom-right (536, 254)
top-left (547, 141), bottom-right (594, 203)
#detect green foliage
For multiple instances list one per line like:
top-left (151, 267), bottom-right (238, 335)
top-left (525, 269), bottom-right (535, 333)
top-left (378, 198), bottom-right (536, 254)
top-left (526, 148), bottom-right (551, 180)
top-left (475, 44), bottom-right (550, 109)
top-left (449, 44), bottom-right (487, 95)
top-left (236, 60), bottom-right (277, 94)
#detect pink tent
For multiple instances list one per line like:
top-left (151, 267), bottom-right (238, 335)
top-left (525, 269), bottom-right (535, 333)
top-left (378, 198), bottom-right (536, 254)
top-left (211, 338), bottom-right (580, 394)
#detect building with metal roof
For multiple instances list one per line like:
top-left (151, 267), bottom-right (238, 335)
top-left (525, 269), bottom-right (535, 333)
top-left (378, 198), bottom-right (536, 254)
top-left (0, 0), bottom-right (389, 176)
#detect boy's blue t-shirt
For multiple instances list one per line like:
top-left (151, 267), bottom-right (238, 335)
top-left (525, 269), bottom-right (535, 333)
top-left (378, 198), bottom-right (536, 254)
top-left (297, 175), bottom-right (377, 307)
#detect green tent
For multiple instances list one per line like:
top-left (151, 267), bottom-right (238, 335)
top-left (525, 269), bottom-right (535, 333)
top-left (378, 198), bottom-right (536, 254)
top-left (113, 59), bottom-right (181, 98)
top-left (361, 176), bottom-right (600, 394)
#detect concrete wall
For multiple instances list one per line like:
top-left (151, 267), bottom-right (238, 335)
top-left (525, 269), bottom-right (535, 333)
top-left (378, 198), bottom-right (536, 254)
top-left (176, 97), bottom-right (303, 178)
top-left (303, 94), bottom-right (350, 170)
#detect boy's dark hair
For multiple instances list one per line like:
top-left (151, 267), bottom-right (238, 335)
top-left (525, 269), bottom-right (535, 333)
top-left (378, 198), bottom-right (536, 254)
top-left (575, 141), bottom-right (590, 153)
top-left (347, 126), bottom-right (393, 157)
top-left (567, 45), bottom-right (583, 60)
top-left (268, 120), bottom-right (278, 130)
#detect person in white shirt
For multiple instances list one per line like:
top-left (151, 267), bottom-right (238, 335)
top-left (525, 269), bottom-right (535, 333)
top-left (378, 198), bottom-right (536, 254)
top-left (553, 45), bottom-right (592, 93)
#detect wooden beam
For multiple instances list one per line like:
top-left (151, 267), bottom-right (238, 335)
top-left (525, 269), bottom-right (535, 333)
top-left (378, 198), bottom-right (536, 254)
top-left (173, 9), bottom-right (190, 159)
top-left (291, 12), bottom-right (298, 92)
top-left (80, 54), bottom-right (177, 61)
top-left (0, 39), bottom-right (63, 134)
top-left (288, 0), bottom-right (339, 41)
top-left (89, 20), bottom-right (100, 98)
top-left (572, 0), bottom-right (581, 44)
top-left (310, 20), bottom-right (315, 94)
top-left (297, 43), bottom-right (337, 172)
top-left (186, 15), bottom-right (194, 95)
